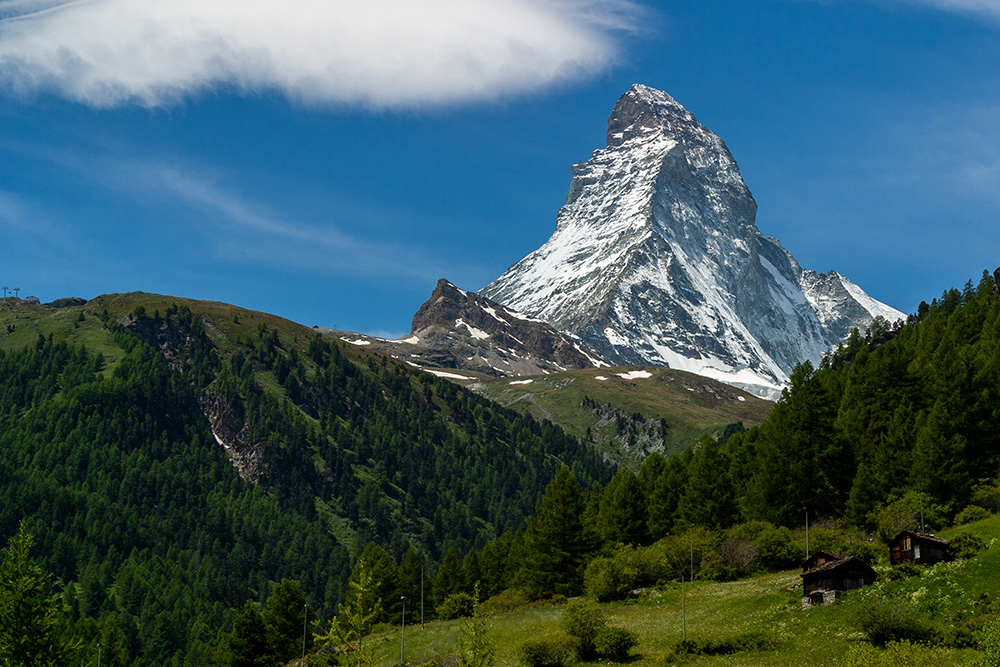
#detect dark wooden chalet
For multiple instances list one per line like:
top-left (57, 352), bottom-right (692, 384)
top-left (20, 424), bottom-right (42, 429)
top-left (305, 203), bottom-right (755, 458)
top-left (888, 531), bottom-right (951, 566)
top-left (800, 550), bottom-right (877, 608)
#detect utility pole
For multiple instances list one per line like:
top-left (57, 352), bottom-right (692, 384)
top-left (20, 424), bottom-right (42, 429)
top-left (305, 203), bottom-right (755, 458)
top-left (400, 596), bottom-right (406, 666)
top-left (919, 493), bottom-right (925, 533)
top-left (12, 287), bottom-right (20, 298)
top-left (681, 575), bottom-right (686, 640)
top-left (302, 603), bottom-right (308, 664)
top-left (97, 642), bottom-right (103, 667)
top-left (805, 509), bottom-right (810, 560)
top-left (420, 563), bottom-right (424, 630)
top-left (1, 287), bottom-right (7, 298)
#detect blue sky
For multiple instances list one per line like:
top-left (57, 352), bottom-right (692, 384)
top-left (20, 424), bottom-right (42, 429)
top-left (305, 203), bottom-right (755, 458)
top-left (1, 0), bottom-right (998, 338)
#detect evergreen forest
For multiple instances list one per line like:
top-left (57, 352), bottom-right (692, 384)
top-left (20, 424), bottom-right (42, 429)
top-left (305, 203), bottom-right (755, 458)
top-left (3, 270), bottom-right (1000, 665)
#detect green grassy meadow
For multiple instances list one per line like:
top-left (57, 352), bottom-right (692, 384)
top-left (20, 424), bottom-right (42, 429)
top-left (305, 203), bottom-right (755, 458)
top-left (370, 515), bottom-right (1000, 667)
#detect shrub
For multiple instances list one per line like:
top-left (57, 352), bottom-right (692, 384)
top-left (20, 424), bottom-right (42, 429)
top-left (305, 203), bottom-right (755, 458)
top-left (951, 531), bottom-right (985, 560)
top-left (584, 552), bottom-right (639, 602)
top-left (560, 598), bottom-right (606, 659)
top-left (663, 632), bottom-right (779, 662)
top-left (714, 538), bottom-right (758, 577)
top-left (884, 563), bottom-right (922, 581)
top-left (970, 481), bottom-right (1000, 513)
top-left (479, 589), bottom-right (532, 615)
top-left (754, 524), bottom-right (799, 570)
top-left (437, 592), bottom-right (475, 620)
top-left (854, 596), bottom-right (933, 646)
top-left (698, 550), bottom-right (735, 582)
top-left (977, 618), bottom-right (1000, 667)
top-left (549, 594), bottom-right (567, 605)
top-left (871, 493), bottom-right (945, 542)
top-left (518, 637), bottom-right (578, 667)
top-left (844, 640), bottom-right (936, 667)
top-left (594, 626), bottom-right (638, 662)
top-left (956, 505), bottom-right (991, 525)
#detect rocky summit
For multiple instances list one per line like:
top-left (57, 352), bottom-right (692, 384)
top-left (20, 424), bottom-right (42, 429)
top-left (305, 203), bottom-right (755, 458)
top-left (481, 84), bottom-right (903, 399)
top-left (335, 279), bottom-right (608, 378)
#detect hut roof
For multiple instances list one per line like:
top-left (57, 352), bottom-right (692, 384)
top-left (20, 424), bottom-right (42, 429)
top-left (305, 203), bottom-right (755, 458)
top-left (889, 530), bottom-right (950, 547)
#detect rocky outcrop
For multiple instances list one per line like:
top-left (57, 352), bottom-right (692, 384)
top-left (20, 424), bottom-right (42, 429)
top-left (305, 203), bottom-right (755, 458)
top-left (45, 297), bottom-right (87, 308)
top-left (199, 389), bottom-right (267, 485)
top-left (351, 279), bottom-right (608, 378)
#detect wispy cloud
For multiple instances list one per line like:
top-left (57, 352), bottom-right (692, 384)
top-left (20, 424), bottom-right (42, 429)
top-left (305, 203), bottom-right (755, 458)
top-left (0, 0), bottom-right (651, 108)
top-left (114, 160), bottom-right (461, 281)
top-left (902, 0), bottom-right (1000, 21)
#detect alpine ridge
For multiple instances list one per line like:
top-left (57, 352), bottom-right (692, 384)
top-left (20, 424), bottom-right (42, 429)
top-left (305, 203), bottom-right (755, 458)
top-left (481, 84), bottom-right (904, 398)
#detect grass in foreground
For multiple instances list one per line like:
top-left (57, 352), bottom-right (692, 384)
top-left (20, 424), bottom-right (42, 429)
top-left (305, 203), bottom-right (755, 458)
top-left (370, 516), bottom-right (1000, 667)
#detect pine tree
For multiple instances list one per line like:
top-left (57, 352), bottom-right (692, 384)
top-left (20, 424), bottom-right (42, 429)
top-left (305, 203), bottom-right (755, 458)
top-left (262, 579), bottom-right (307, 663)
top-left (596, 469), bottom-right (649, 545)
top-left (675, 436), bottom-right (736, 530)
top-left (0, 521), bottom-right (78, 667)
top-left (315, 560), bottom-right (382, 667)
top-left (518, 466), bottom-right (593, 598)
top-left (222, 602), bottom-right (277, 667)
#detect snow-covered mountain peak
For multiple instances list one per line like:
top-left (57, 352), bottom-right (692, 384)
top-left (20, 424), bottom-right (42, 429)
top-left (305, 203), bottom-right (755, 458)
top-left (482, 84), bottom-right (903, 399)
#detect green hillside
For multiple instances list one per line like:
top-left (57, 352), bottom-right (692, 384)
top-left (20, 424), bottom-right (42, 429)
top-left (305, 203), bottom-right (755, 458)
top-left (0, 293), bottom-right (612, 666)
top-left (371, 513), bottom-right (1000, 667)
top-left (470, 367), bottom-right (773, 466)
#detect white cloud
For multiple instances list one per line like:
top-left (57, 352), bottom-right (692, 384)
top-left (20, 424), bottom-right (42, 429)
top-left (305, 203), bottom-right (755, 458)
top-left (905, 0), bottom-right (1000, 20)
top-left (0, 0), bottom-right (648, 108)
top-left (116, 160), bottom-right (456, 280)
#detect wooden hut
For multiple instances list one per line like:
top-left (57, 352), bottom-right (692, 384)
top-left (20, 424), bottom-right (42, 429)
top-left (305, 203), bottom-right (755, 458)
top-left (800, 550), bottom-right (877, 609)
top-left (888, 531), bottom-right (951, 566)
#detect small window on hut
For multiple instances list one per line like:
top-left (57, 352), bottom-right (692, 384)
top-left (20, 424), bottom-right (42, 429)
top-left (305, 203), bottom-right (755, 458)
top-left (902, 537), bottom-right (911, 550)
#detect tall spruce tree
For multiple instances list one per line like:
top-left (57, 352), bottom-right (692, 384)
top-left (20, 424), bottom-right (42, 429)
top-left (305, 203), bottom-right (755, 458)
top-left (0, 522), bottom-right (77, 667)
top-left (519, 466), bottom-right (593, 598)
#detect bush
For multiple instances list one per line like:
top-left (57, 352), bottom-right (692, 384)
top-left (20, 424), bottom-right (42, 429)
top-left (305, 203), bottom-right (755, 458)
top-left (437, 592), bottom-right (476, 620)
top-left (970, 481), bottom-right (1000, 513)
top-left (560, 599), bottom-right (606, 659)
top-left (855, 596), bottom-right (933, 646)
top-left (518, 637), bottom-right (578, 667)
top-left (479, 589), bottom-right (532, 615)
top-left (956, 505), bottom-right (992, 525)
top-left (753, 524), bottom-right (799, 570)
top-left (951, 531), bottom-right (985, 560)
top-left (713, 538), bottom-right (757, 578)
top-left (977, 618), bottom-right (1000, 667)
top-left (584, 551), bottom-right (639, 602)
top-left (871, 493), bottom-right (945, 542)
top-left (663, 632), bottom-right (779, 662)
top-left (884, 563), bottom-right (922, 581)
top-left (594, 627), bottom-right (638, 662)
top-left (844, 640), bottom-right (936, 667)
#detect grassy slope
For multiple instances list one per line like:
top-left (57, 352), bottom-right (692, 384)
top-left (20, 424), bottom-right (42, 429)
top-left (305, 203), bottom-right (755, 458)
top-left (0, 292), bottom-right (380, 375)
top-left (2, 294), bottom-right (773, 467)
top-left (471, 367), bottom-right (774, 464)
top-left (372, 514), bottom-right (1000, 667)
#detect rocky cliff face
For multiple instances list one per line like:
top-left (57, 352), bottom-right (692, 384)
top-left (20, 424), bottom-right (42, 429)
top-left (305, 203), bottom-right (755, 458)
top-left (481, 84), bottom-right (903, 398)
top-left (349, 279), bottom-right (608, 378)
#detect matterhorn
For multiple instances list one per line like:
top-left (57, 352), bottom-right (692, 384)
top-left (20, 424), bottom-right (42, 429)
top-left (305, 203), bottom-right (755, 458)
top-left (481, 84), bottom-right (902, 398)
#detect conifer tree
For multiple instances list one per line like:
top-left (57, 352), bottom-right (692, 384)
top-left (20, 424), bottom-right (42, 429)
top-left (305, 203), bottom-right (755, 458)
top-left (676, 436), bottom-right (736, 529)
top-left (596, 469), bottom-right (649, 545)
top-left (519, 466), bottom-right (593, 598)
top-left (432, 549), bottom-right (463, 610)
top-left (0, 522), bottom-right (78, 667)
top-left (262, 579), bottom-right (307, 663)
top-left (315, 560), bottom-right (382, 667)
